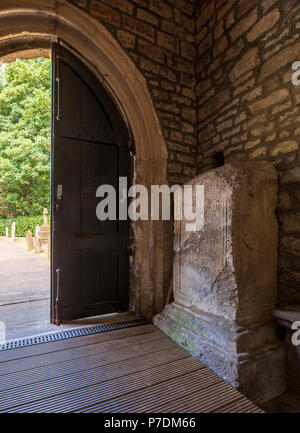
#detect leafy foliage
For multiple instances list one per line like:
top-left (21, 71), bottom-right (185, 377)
top-left (0, 215), bottom-right (44, 237)
top-left (0, 58), bottom-right (51, 217)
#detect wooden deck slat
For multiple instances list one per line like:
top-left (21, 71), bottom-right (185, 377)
top-left (78, 370), bottom-right (227, 413)
top-left (0, 324), bottom-right (154, 362)
top-left (76, 368), bottom-right (258, 414)
top-left (148, 388), bottom-right (244, 413)
top-left (2, 358), bottom-right (204, 413)
top-left (0, 349), bottom-right (190, 410)
top-left (0, 344), bottom-right (186, 392)
top-left (147, 385), bottom-right (259, 413)
top-left (215, 399), bottom-right (264, 413)
top-left (0, 324), bottom-right (262, 413)
top-left (0, 330), bottom-right (166, 375)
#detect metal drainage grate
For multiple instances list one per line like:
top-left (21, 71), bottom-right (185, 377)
top-left (0, 319), bottom-right (148, 351)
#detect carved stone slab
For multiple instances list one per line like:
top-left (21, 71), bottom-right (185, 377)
top-left (154, 161), bottom-right (286, 404)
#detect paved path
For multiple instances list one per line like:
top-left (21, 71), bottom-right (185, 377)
top-left (0, 239), bottom-right (139, 341)
top-left (0, 238), bottom-right (50, 305)
top-left (0, 238), bottom-right (51, 340)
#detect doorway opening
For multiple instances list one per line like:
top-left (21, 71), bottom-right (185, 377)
top-left (0, 42), bottom-right (134, 343)
top-left (0, 56), bottom-right (52, 340)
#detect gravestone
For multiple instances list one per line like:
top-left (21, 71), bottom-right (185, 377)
top-left (35, 225), bottom-right (40, 238)
top-left (34, 225), bottom-right (42, 253)
top-left (11, 222), bottom-right (15, 241)
top-left (39, 208), bottom-right (50, 253)
top-left (25, 231), bottom-right (34, 251)
top-left (35, 234), bottom-right (43, 254)
top-left (154, 161), bottom-right (286, 404)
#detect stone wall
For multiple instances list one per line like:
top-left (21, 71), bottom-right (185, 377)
top-left (69, 0), bottom-right (197, 185)
top-left (68, 0), bottom-right (300, 307)
top-left (195, 0), bottom-right (300, 306)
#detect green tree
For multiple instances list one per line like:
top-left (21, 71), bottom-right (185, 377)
top-left (0, 58), bottom-right (51, 217)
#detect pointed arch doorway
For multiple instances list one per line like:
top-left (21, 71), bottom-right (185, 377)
top-left (0, 1), bottom-right (172, 322)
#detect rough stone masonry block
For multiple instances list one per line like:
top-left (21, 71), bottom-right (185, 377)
top-left (154, 161), bottom-right (286, 404)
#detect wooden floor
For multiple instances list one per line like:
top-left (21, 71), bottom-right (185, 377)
top-left (0, 324), bottom-right (263, 413)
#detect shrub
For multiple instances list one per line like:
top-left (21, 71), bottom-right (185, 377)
top-left (0, 215), bottom-right (46, 237)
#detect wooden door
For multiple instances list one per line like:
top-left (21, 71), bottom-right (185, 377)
top-left (51, 43), bottom-right (130, 324)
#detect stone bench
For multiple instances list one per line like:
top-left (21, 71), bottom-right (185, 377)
top-left (273, 305), bottom-right (300, 395)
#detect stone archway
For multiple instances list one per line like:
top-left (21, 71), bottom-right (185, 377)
top-left (0, 0), bottom-right (171, 319)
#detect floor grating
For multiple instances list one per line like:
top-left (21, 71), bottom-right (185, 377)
top-left (0, 319), bottom-right (147, 351)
